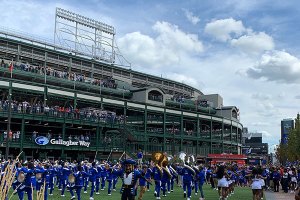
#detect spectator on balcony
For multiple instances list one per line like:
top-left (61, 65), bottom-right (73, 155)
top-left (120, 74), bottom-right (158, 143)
top-left (80, 134), bottom-right (84, 142)
top-left (16, 131), bottom-right (20, 141)
top-left (58, 134), bottom-right (62, 140)
top-left (47, 132), bottom-right (51, 140)
top-left (32, 131), bottom-right (37, 141)
top-left (8, 130), bottom-right (13, 141)
top-left (68, 135), bottom-right (72, 141)
top-left (1, 59), bottom-right (4, 67)
top-left (3, 131), bottom-right (7, 141)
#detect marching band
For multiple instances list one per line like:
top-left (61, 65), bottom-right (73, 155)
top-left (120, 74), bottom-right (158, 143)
top-left (1, 152), bottom-right (300, 200)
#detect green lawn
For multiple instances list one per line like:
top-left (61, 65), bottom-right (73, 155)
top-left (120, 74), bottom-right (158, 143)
top-left (9, 183), bottom-right (261, 200)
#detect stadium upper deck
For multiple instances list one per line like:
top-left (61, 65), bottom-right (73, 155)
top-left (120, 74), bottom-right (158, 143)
top-left (0, 10), bottom-right (242, 161)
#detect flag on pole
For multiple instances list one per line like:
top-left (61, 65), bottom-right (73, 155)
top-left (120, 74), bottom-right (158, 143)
top-left (8, 62), bottom-right (13, 78)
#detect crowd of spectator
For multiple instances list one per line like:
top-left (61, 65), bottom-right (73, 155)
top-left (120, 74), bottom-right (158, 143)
top-left (0, 99), bottom-right (126, 124)
top-left (1, 130), bottom-right (20, 142)
top-left (1, 59), bottom-right (120, 90)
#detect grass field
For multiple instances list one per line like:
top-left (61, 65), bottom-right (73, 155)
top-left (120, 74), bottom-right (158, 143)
top-left (8, 183), bottom-right (263, 200)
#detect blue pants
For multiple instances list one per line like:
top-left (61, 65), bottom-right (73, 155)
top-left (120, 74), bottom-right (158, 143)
top-left (154, 181), bottom-right (161, 197)
top-left (61, 179), bottom-right (67, 195)
top-left (161, 181), bottom-right (167, 195)
top-left (107, 180), bottom-right (112, 194)
top-left (95, 178), bottom-right (100, 192)
top-left (183, 181), bottom-right (192, 198)
top-left (49, 177), bottom-right (54, 194)
top-left (198, 183), bottom-right (204, 198)
top-left (90, 181), bottom-right (95, 197)
top-left (18, 185), bottom-right (33, 200)
top-left (194, 180), bottom-right (198, 193)
top-left (70, 186), bottom-right (82, 200)
top-left (101, 177), bottom-right (106, 189)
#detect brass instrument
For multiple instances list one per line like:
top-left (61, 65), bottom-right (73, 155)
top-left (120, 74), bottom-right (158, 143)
top-left (0, 151), bottom-right (23, 200)
top-left (17, 171), bottom-right (25, 183)
top-left (151, 152), bottom-right (164, 175)
top-left (68, 173), bottom-right (76, 184)
top-left (178, 152), bottom-right (196, 176)
top-left (161, 156), bottom-right (172, 179)
top-left (36, 180), bottom-right (46, 200)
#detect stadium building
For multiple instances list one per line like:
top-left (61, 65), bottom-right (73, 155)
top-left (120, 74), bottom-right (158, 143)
top-left (0, 8), bottom-right (243, 161)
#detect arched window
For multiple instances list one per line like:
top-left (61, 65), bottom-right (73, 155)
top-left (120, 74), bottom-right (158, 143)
top-left (148, 90), bottom-right (163, 102)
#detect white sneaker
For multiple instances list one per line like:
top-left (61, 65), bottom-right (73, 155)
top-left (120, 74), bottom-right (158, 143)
top-left (113, 189), bottom-right (116, 191)
top-left (84, 191), bottom-right (87, 193)
top-left (195, 193), bottom-right (198, 195)
top-left (101, 189), bottom-right (104, 191)
top-left (108, 193), bottom-right (111, 196)
top-left (95, 192), bottom-right (100, 195)
top-left (89, 198), bottom-right (94, 200)
top-left (187, 198), bottom-right (191, 200)
top-left (71, 196), bottom-right (75, 200)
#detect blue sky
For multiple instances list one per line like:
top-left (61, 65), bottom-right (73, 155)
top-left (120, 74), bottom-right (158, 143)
top-left (2, 0), bottom-right (300, 151)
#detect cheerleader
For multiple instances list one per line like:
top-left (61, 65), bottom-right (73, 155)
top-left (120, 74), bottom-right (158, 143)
top-left (250, 168), bottom-right (263, 200)
top-left (216, 165), bottom-right (228, 200)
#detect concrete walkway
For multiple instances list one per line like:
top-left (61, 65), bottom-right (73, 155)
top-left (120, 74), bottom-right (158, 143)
top-left (265, 190), bottom-right (295, 200)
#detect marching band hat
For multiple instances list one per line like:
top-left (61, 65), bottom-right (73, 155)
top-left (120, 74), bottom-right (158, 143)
top-left (122, 159), bottom-right (136, 165)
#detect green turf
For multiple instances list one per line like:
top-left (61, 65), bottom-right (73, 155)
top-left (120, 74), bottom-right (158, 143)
top-left (8, 183), bottom-right (264, 200)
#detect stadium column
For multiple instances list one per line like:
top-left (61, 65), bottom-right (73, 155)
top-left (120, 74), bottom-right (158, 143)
top-left (230, 124), bottom-right (233, 153)
top-left (17, 44), bottom-right (20, 62)
top-left (222, 119), bottom-right (224, 153)
top-left (5, 82), bottom-right (12, 159)
top-left (196, 115), bottom-right (200, 156)
top-left (61, 122), bottom-right (66, 158)
top-left (210, 119), bottom-right (212, 154)
top-left (163, 109), bottom-right (166, 152)
top-left (144, 105), bottom-right (147, 153)
top-left (180, 112), bottom-right (183, 152)
top-left (20, 118), bottom-right (25, 155)
top-left (96, 125), bottom-right (100, 152)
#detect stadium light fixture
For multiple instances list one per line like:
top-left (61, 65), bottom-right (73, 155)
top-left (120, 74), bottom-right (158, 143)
top-left (56, 7), bottom-right (115, 35)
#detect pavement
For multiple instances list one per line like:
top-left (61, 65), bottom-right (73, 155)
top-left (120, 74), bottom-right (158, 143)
top-left (265, 190), bottom-right (295, 200)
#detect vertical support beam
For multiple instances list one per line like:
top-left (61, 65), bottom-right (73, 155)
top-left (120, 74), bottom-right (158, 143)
top-left (196, 115), bottom-right (200, 156)
top-left (61, 123), bottom-right (66, 157)
top-left (96, 126), bottom-right (100, 151)
top-left (144, 106), bottom-right (147, 152)
top-left (210, 119), bottom-right (213, 154)
top-left (180, 112), bottom-right (183, 152)
top-left (20, 118), bottom-right (25, 152)
top-left (5, 82), bottom-right (12, 159)
top-left (163, 111), bottom-right (166, 152)
top-left (74, 93), bottom-right (77, 110)
top-left (17, 44), bottom-right (20, 62)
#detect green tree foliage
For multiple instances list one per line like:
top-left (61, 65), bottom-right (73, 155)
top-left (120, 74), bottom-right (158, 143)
top-left (276, 114), bottom-right (300, 164)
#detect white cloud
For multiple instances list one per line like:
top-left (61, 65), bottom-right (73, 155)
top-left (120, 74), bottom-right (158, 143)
top-left (204, 18), bottom-right (246, 42)
top-left (166, 73), bottom-right (199, 88)
top-left (184, 9), bottom-right (200, 25)
top-left (247, 50), bottom-right (300, 83)
top-left (117, 21), bottom-right (204, 69)
top-left (251, 93), bottom-right (272, 100)
top-left (231, 32), bottom-right (275, 54)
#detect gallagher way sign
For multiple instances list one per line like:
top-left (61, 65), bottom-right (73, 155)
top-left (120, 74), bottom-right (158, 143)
top-left (50, 139), bottom-right (90, 147)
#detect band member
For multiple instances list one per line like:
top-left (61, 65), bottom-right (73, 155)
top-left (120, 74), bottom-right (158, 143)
top-left (89, 162), bottom-right (98, 200)
top-left (69, 165), bottom-right (86, 200)
top-left (197, 166), bottom-right (206, 200)
top-left (17, 162), bottom-right (35, 200)
top-left (138, 165), bottom-right (150, 200)
top-left (116, 159), bottom-right (141, 200)
top-left (105, 163), bottom-right (114, 195)
top-left (179, 163), bottom-right (196, 200)
top-left (61, 162), bottom-right (71, 197)
top-left (152, 162), bottom-right (162, 199)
